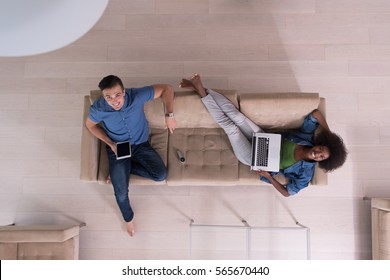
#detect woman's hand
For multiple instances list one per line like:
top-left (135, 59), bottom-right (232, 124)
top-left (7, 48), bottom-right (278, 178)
top-left (256, 170), bottom-right (290, 197)
top-left (256, 170), bottom-right (272, 180)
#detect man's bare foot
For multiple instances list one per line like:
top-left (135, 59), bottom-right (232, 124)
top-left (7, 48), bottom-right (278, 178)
top-left (106, 174), bottom-right (111, 184)
top-left (126, 221), bottom-right (135, 237)
top-left (179, 73), bottom-right (207, 97)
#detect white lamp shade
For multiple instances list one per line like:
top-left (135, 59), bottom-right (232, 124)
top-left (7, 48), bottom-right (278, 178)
top-left (0, 0), bottom-right (109, 57)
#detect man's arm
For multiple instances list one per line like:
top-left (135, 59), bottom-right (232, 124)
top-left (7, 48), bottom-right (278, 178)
top-left (85, 117), bottom-right (117, 155)
top-left (153, 84), bottom-right (176, 133)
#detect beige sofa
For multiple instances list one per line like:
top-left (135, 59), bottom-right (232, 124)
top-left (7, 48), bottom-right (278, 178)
top-left (0, 224), bottom-right (84, 260)
top-left (80, 90), bottom-right (327, 187)
top-left (371, 198), bottom-right (390, 259)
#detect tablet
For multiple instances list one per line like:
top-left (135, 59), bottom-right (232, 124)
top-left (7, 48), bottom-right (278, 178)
top-left (116, 141), bottom-right (131, 160)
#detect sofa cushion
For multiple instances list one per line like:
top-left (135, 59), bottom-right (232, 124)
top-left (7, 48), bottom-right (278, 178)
top-left (174, 90), bottom-right (238, 129)
top-left (167, 128), bottom-right (238, 185)
top-left (239, 92), bottom-right (320, 130)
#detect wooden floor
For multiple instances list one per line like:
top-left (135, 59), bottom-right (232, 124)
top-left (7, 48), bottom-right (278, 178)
top-left (1, 0), bottom-right (389, 259)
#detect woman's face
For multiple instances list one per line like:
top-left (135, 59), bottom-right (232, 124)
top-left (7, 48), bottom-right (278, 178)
top-left (308, 145), bottom-right (330, 162)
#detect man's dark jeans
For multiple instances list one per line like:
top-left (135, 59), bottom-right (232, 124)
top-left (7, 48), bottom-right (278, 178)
top-left (106, 141), bottom-right (167, 222)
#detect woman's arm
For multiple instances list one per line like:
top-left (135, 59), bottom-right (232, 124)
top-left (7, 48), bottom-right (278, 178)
top-left (257, 170), bottom-right (290, 197)
top-left (311, 109), bottom-right (331, 133)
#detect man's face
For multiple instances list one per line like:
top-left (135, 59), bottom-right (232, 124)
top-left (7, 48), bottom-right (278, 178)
top-left (102, 84), bottom-right (125, 110)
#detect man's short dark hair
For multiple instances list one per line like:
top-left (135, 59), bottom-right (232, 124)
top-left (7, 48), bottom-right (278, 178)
top-left (98, 75), bottom-right (124, 91)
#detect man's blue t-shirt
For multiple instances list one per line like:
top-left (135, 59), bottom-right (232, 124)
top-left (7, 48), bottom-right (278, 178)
top-left (88, 86), bottom-right (154, 144)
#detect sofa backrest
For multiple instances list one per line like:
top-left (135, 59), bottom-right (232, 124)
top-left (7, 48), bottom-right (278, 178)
top-left (89, 90), bottom-right (319, 131)
top-left (239, 92), bottom-right (320, 130)
top-left (173, 90), bottom-right (238, 128)
top-left (90, 89), bottom-right (102, 104)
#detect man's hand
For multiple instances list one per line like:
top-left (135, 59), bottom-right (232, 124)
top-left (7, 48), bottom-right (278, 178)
top-left (108, 141), bottom-right (117, 156)
top-left (165, 116), bottom-right (176, 133)
top-left (86, 117), bottom-right (118, 155)
top-left (153, 84), bottom-right (176, 133)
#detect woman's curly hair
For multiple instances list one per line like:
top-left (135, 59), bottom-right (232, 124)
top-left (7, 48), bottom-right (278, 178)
top-left (313, 131), bottom-right (348, 173)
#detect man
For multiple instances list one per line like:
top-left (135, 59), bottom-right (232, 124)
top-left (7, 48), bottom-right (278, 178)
top-left (86, 75), bottom-right (176, 236)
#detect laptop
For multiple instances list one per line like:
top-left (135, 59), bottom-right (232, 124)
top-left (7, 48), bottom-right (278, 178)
top-left (250, 132), bottom-right (281, 172)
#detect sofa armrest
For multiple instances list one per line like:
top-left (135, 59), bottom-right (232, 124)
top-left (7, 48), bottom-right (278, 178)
top-left (80, 96), bottom-right (100, 182)
top-left (371, 198), bottom-right (390, 260)
top-left (372, 198), bottom-right (390, 211)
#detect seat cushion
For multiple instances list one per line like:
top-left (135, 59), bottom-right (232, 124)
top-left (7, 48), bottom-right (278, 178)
top-left (167, 128), bottom-right (239, 185)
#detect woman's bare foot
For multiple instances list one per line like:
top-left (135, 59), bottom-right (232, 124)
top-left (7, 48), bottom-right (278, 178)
top-left (126, 221), bottom-right (135, 237)
top-left (179, 73), bottom-right (207, 97)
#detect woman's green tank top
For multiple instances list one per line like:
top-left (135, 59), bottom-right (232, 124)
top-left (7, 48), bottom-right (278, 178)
top-left (280, 139), bottom-right (298, 170)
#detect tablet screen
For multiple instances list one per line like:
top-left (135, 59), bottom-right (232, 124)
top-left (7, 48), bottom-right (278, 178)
top-left (116, 141), bottom-right (131, 159)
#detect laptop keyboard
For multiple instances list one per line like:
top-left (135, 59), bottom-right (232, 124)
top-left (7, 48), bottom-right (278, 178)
top-left (256, 137), bottom-right (269, 166)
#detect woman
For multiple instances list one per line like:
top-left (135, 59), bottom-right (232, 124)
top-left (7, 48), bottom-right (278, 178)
top-left (179, 74), bottom-right (347, 197)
